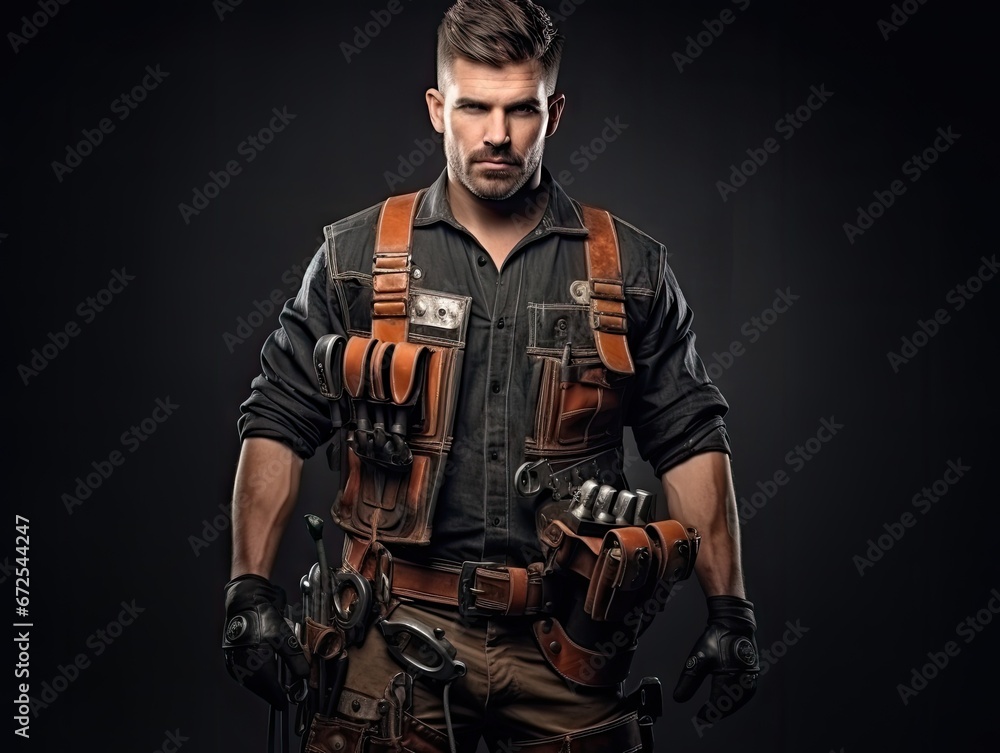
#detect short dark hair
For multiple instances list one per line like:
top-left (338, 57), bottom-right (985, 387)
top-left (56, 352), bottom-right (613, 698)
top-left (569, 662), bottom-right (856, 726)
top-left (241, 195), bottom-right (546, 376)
top-left (436, 0), bottom-right (564, 95)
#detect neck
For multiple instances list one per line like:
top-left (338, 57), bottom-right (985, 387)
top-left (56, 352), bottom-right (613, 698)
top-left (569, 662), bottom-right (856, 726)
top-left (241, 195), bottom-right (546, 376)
top-left (446, 167), bottom-right (550, 234)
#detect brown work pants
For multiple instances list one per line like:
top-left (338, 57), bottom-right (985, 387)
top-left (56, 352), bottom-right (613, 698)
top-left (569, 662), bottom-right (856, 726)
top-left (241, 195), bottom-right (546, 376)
top-left (303, 600), bottom-right (642, 753)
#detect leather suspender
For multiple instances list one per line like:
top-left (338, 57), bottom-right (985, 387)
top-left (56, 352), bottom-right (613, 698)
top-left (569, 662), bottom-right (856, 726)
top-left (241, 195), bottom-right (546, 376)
top-left (581, 205), bottom-right (635, 376)
top-left (370, 194), bottom-right (633, 376)
top-left (371, 191), bottom-right (424, 343)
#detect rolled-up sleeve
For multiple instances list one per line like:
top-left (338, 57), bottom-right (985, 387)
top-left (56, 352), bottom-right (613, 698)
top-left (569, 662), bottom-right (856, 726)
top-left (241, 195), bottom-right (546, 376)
top-left (237, 246), bottom-right (345, 459)
top-left (625, 247), bottom-right (731, 477)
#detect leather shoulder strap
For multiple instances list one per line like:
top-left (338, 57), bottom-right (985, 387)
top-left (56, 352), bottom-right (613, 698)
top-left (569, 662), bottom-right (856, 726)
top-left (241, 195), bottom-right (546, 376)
top-left (371, 190), bottom-right (424, 342)
top-left (580, 205), bottom-right (635, 376)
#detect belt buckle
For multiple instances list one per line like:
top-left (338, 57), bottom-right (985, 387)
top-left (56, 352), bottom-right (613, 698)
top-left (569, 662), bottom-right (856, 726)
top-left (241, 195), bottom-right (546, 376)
top-left (457, 561), bottom-right (505, 619)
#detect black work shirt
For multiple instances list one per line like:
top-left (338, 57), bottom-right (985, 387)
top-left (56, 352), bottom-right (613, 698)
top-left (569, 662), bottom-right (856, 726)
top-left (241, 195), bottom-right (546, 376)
top-left (238, 168), bottom-right (730, 567)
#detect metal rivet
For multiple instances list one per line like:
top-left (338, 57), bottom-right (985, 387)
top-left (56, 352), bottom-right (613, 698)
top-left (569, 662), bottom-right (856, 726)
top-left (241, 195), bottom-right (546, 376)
top-left (542, 620), bottom-right (552, 634)
top-left (331, 734), bottom-right (346, 751)
top-left (549, 641), bottom-right (561, 654)
top-left (557, 318), bottom-right (567, 330)
top-left (434, 627), bottom-right (446, 639)
top-left (377, 701), bottom-right (390, 715)
top-left (412, 267), bottom-right (423, 279)
top-left (438, 307), bottom-right (447, 317)
top-left (415, 303), bottom-right (426, 316)
top-left (351, 699), bottom-right (361, 711)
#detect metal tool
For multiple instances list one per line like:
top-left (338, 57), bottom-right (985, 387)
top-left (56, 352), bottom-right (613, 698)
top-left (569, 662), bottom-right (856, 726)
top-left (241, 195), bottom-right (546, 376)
top-left (379, 616), bottom-right (466, 753)
top-left (304, 515), bottom-right (331, 625)
top-left (613, 489), bottom-right (638, 525)
top-left (592, 484), bottom-right (618, 523)
top-left (379, 616), bottom-right (467, 683)
top-left (569, 479), bottom-right (601, 520)
top-left (332, 569), bottom-right (374, 646)
top-left (299, 574), bottom-right (311, 635)
top-left (633, 489), bottom-right (653, 526)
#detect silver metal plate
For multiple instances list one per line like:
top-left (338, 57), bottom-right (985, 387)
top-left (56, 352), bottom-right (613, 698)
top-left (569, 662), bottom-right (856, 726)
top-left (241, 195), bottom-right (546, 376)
top-left (409, 293), bottom-right (468, 330)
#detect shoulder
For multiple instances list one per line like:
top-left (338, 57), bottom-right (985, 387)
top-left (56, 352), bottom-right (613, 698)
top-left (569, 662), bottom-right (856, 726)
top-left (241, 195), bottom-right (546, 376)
top-left (322, 200), bottom-right (385, 279)
top-left (571, 198), bottom-right (667, 300)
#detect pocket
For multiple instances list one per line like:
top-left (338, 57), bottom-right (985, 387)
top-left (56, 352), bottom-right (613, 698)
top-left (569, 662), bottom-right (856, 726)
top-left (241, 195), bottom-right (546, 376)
top-left (556, 361), bottom-right (623, 445)
top-left (303, 714), bottom-right (368, 753)
top-left (526, 356), bottom-right (626, 457)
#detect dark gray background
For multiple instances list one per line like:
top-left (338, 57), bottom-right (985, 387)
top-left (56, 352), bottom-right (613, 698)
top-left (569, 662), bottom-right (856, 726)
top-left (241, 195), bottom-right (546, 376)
top-left (6, 1), bottom-right (997, 751)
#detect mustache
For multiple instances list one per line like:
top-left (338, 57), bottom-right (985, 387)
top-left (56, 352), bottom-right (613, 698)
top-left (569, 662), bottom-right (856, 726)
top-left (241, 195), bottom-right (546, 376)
top-left (469, 148), bottom-right (521, 165)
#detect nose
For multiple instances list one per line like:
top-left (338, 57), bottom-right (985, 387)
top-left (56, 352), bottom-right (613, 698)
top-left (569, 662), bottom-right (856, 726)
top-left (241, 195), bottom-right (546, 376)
top-left (483, 112), bottom-right (510, 149)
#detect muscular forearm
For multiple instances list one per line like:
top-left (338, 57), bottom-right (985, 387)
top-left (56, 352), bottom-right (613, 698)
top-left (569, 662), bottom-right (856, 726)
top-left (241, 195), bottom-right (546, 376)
top-left (660, 450), bottom-right (745, 598)
top-left (230, 437), bottom-right (304, 579)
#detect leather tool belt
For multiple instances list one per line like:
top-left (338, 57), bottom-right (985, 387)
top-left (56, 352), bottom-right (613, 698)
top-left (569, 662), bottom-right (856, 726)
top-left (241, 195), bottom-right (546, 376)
top-left (343, 536), bottom-right (552, 619)
top-left (319, 191), bottom-right (467, 545)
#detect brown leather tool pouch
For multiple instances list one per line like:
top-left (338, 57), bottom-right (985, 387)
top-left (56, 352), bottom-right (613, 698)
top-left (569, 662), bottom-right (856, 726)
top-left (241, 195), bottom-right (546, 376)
top-left (534, 517), bottom-right (699, 686)
top-left (585, 526), bottom-right (655, 622)
top-left (333, 333), bottom-right (463, 545)
top-left (303, 617), bottom-right (346, 692)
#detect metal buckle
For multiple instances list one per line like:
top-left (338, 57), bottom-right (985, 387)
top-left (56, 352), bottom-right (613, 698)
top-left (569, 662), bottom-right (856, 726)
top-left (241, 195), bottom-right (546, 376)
top-left (457, 561), bottom-right (506, 619)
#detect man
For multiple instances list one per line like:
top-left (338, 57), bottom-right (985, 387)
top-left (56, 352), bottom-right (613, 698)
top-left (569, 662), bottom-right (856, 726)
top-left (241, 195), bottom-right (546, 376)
top-left (222, 2), bottom-right (759, 751)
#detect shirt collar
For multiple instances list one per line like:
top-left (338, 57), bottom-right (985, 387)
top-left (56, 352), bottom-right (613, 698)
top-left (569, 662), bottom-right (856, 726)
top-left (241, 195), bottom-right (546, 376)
top-left (414, 166), bottom-right (590, 237)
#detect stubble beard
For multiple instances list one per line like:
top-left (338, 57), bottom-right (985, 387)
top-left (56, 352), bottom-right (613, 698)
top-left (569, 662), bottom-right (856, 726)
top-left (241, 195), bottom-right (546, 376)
top-left (445, 132), bottom-right (545, 201)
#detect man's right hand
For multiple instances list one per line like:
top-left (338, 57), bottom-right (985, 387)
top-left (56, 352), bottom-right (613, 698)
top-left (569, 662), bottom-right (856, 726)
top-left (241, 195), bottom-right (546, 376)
top-left (222, 574), bottom-right (309, 709)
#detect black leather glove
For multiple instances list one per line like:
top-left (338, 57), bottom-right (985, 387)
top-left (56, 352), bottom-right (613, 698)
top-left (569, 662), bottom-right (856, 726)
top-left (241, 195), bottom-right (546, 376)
top-left (222, 574), bottom-right (309, 709)
top-left (673, 595), bottom-right (759, 724)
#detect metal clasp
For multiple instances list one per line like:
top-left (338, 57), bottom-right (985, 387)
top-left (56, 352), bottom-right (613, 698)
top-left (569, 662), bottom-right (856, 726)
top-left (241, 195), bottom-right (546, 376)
top-left (457, 561), bottom-right (506, 619)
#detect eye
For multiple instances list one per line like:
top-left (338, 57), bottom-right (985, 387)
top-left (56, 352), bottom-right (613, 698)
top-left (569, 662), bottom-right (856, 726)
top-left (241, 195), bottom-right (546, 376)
top-left (512, 105), bottom-right (538, 114)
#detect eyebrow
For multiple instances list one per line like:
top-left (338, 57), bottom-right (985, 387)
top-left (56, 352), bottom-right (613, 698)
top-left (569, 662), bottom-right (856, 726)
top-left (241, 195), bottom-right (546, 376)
top-left (453, 96), bottom-right (543, 110)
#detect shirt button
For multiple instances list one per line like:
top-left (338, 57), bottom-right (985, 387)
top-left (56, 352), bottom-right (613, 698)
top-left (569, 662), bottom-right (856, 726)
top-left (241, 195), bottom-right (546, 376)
top-left (496, 317), bottom-right (505, 329)
top-left (490, 381), bottom-right (500, 394)
top-left (491, 451), bottom-right (498, 460)
top-left (477, 256), bottom-right (487, 267)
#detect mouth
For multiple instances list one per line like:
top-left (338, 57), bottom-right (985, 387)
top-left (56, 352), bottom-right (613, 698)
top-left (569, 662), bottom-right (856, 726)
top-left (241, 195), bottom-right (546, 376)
top-left (476, 159), bottom-right (516, 166)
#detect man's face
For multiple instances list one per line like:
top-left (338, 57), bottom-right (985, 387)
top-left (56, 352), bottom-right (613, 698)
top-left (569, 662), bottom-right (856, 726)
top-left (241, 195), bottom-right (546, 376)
top-left (427, 57), bottom-right (563, 201)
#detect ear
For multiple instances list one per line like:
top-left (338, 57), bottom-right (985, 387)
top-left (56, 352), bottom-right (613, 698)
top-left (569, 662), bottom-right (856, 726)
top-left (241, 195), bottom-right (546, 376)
top-left (545, 93), bottom-right (566, 138)
top-left (426, 88), bottom-right (446, 134)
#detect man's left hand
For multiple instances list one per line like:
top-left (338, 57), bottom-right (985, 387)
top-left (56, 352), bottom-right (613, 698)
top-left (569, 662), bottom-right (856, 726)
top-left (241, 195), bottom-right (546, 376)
top-left (672, 595), bottom-right (759, 723)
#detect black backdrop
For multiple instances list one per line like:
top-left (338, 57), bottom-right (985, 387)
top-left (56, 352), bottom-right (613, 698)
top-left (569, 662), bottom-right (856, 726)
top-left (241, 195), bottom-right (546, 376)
top-left (6, 1), bottom-right (999, 751)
